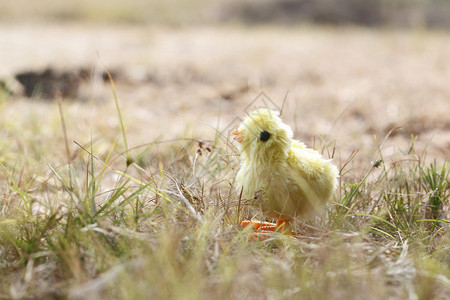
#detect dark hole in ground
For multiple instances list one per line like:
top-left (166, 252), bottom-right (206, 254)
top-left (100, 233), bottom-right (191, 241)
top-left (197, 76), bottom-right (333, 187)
top-left (15, 68), bottom-right (83, 100)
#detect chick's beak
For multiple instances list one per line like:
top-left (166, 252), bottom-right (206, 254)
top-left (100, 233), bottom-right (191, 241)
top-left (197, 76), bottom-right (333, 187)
top-left (232, 129), bottom-right (244, 143)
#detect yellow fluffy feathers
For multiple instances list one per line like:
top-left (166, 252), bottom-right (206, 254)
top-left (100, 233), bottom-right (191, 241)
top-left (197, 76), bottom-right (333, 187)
top-left (233, 108), bottom-right (339, 230)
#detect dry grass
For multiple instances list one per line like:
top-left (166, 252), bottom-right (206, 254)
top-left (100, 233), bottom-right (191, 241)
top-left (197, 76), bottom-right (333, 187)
top-left (0, 23), bottom-right (449, 299)
top-left (0, 93), bottom-right (448, 299)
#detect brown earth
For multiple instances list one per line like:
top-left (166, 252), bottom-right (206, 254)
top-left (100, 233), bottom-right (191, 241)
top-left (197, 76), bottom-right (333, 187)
top-left (1, 23), bottom-right (449, 174)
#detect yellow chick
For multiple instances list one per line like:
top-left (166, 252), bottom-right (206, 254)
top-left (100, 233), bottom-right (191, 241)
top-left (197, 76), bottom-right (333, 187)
top-left (232, 108), bottom-right (339, 235)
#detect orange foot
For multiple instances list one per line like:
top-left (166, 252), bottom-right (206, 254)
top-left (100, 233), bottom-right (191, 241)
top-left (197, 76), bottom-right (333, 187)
top-left (241, 219), bottom-right (294, 240)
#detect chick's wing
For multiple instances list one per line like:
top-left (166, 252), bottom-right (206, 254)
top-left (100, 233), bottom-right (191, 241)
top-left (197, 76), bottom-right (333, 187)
top-left (287, 141), bottom-right (331, 179)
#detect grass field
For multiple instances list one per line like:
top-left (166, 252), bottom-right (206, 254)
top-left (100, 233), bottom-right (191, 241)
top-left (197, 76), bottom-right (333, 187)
top-left (0, 11), bottom-right (449, 300)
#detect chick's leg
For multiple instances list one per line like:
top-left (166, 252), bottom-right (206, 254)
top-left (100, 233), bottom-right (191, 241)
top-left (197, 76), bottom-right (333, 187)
top-left (274, 219), bottom-right (293, 235)
top-left (241, 219), bottom-right (293, 236)
top-left (241, 220), bottom-right (276, 241)
top-left (241, 220), bottom-right (277, 231)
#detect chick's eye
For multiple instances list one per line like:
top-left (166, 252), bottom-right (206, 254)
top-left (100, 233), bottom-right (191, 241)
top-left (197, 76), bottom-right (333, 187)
top-left (259, 131), bottom-right (270, 142)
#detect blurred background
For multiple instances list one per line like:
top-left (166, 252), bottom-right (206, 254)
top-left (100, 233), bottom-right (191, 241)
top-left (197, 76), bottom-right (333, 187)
top-left (2, 0), bottom-right (450, 27)
top-left (0, 0), bottom-right (449, 169)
